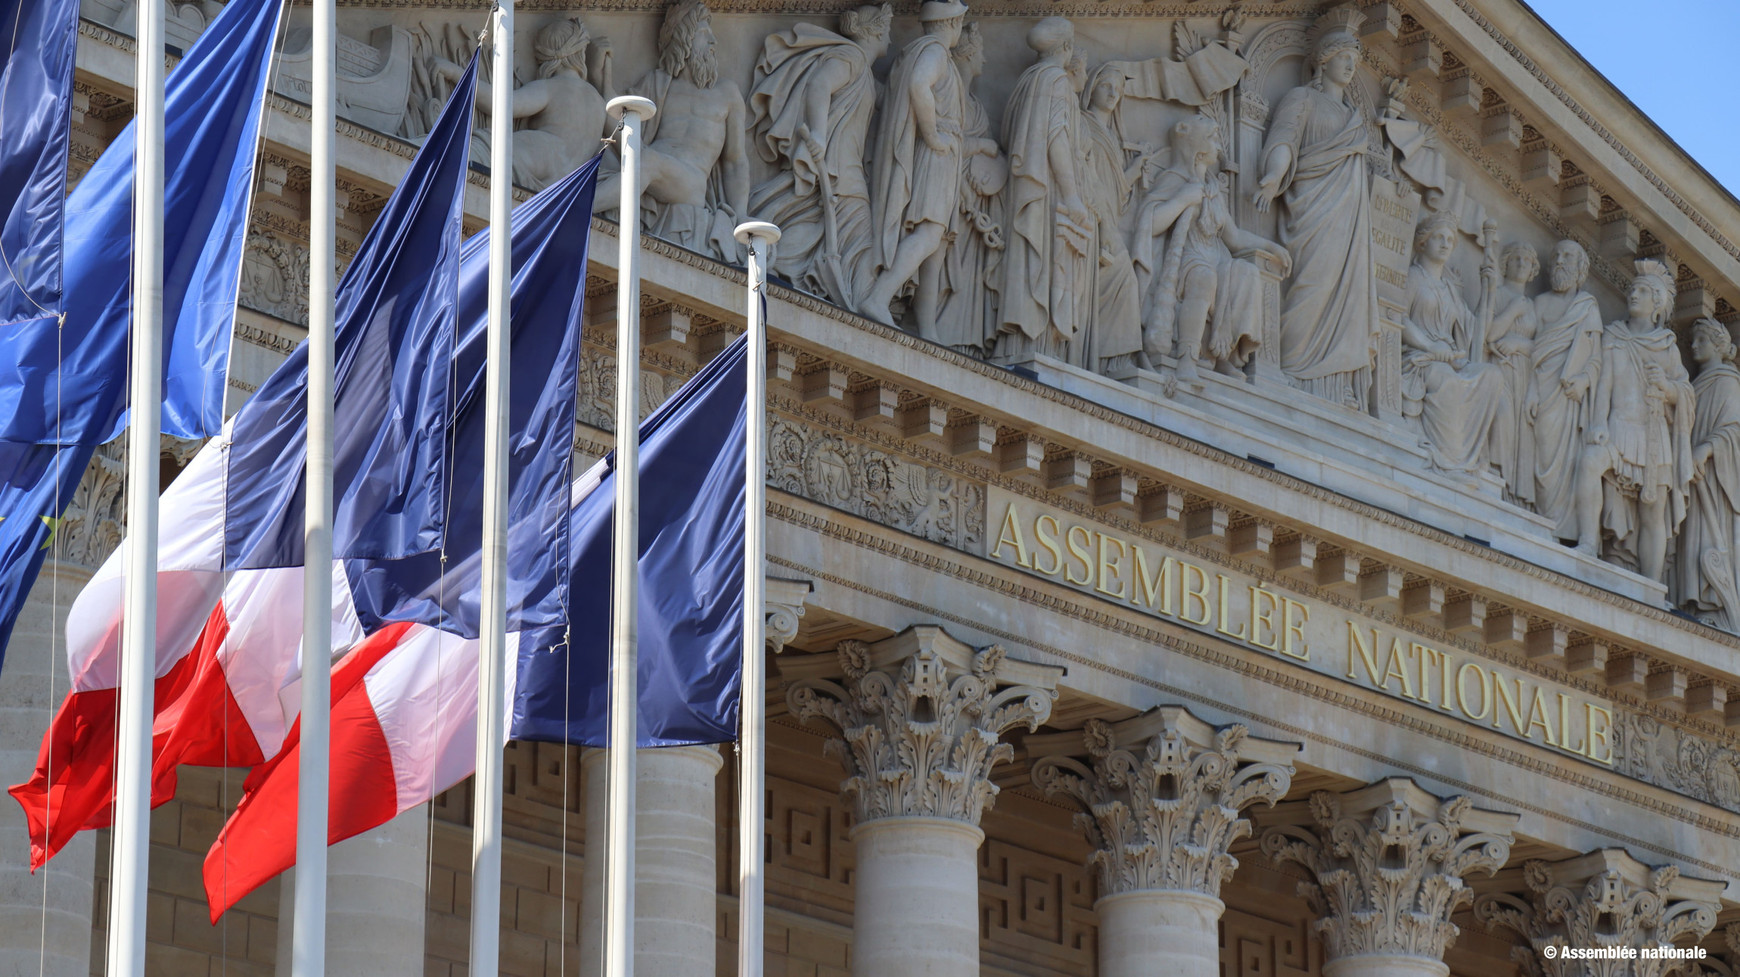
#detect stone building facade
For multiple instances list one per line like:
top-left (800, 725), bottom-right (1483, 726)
top-left (2, 0), bottom-right (1740, 975)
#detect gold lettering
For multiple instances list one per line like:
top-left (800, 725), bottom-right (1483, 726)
top-left (1493, 675), bottom-right (1527, 734)
top-left (1280, 598), bottom-right (1310, 660)
top-left (1132, 549), bottom-right (1176, 616)
top-left (1249, 585), bottom-right (1280, 651)
top-left (990, 503), bottom-right (1032, 568)
top-left (1523, 687), bottom-right (1557, 746)
top-left (1180, 563), bottom-right (1212, 626)
top-left (1381, 639), bottom-right (1416, 699)
top-left (1347, 624), bottom-right (1382, 683)
top-left (1095, 534), bottom-right (1128, 600)
top-left (1585, 703), bottom-right (1615, 765)
top-left (1439, 652), bottom-right (1454, 710)
top-left (1456, 663), bottom-right (1490, 720)
top-left (1064, 525), bottom-right (1094, 586)
top-left (1416, 645), bottom-right (1441, 705)
top-left (1216, 575), bottom-right (1249, 640)
top-left (1033, 515), bottom-right (1064, 576)
top-left (1558, 693), bottom-right (1585, 754)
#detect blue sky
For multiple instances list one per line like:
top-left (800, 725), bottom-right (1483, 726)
top-left (1524, 0), bottom-right (1740, 199)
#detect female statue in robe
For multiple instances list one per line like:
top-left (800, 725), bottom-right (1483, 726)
top-left (1486, 242), bottom-right (1541, 504)
top-left (1399, 212), bottom-right (1514, 480)
top-left (1252, 22), bottom-right (1379, 410)
top-left (934, 23), bottom-right (1008, 356)
top-left (1675, 318), bottom-right (1740, 629)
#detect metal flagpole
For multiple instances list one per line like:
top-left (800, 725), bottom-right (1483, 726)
top-left (732, 220), bottom-right (779, 977)
top-left (602, 92), bottom-right (654, 977)
top-left (292, 0), bottom-right (338, 973)
top-left (107, 0), bottom-right (165, 970)
top-left (469, 3), bottom-right (516, 975)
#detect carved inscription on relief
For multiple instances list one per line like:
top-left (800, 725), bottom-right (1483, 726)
top-left (1368, 178), bottom-right (1420, 307)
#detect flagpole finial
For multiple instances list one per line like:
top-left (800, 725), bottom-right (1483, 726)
top-left (733, 221), bottom-right (782, 247)
top-left (607, 95), bottom-right (657, 122)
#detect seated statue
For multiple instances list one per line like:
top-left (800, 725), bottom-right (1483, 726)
top-left (1399, 212), bottom-right (1514, 481)
top-left (1132, 114), bottom-right (1289, 390)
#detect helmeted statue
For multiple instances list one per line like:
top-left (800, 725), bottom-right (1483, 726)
top-left (746, 4), bottom-right (892, 306)
top-left (1252, 6), bottom-right (1379, 410)
top-left (1573, 259), bottom-right (1696, 581)
top-left (859, 0), bottom-right (976, 333)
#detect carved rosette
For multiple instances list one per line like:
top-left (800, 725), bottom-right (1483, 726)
top-left (1473, 850), bottom-right (1722, 977)
top-left (784, 626), bottom-right (1061, 826)
top-left (1028, 705), bottom-right (1298, 899)
top-left (1260, 779), bottom-right (1517, 963)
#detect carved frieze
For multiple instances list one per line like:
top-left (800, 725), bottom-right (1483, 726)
top-left (767, 415), bottom-right (985, 550)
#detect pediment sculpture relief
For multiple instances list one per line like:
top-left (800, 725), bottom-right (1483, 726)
top-left (198, 0), bottom-right (1740, 627)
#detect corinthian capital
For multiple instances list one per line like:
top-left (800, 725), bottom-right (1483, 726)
top-left (1473, 849), bottom-right (1722, 977)
top-left (781, 625), bottom-right (1062, 826)
top-left (1260, 778), bottom-right (1517, 962)
top-left (1027, 705), bottom-right (1299, 899)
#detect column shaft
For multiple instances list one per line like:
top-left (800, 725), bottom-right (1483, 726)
top-left (275, 805), bottom-right (431, 977)
top-left (1096, 889), bottom-right (1223, 977)
top-left (1323, 955), bottom-right (1451, 977)
top-left (581, 745), bottom-right (721, 977)
top-left (850, 816), bottom-right (984, 977)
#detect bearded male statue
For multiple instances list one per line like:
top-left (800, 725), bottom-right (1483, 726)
top-left (593, 0), bottom-right (749, 261)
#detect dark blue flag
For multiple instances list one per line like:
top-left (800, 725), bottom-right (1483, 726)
top-left (223, 54), bottom-right (476, 570)
top-left (510, 334), bottom-right (748, 748)
top-left (343, 153), bottom-right (602, 637)
top-left (0, 442), bottom-right (92, 666)
top-left (0, 0), bottom-right (78, 330)
top-left (0, 0), bottom-right (283, 445)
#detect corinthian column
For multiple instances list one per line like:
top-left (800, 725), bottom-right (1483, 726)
top-left (1027, 706), bottom-right (1299, 977)
top-left (782, 626), bottom-right (1062, 977)
top-left (1260, 778), bottom-right (1518, 977)
top-left (1473, 849), bottom-right (1722, 977)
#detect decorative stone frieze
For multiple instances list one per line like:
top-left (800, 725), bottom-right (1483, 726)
top-left (1473, 849), bottom-right (1722, 977)
top-left (1260, 778), bottom-right (1517, 971)
top-left (1028, 705), bottom-right (1299, 899)
top-left (781, 625), bottom-right (1061, 826)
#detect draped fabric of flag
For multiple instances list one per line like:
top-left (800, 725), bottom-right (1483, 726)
top-left (0, 0), bottom-right (283, 445)
top-left (0, 0), bottom-right (78, 331)
top-left (342, 154), bottom-right (602, 637)
top-left (201, 335), bottom-right (750, 919)
top-left (6, 57), bottom-right (480, 869)
top-left (0, 0), bottom-right (83, 667)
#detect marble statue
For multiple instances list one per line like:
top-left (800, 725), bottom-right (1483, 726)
top-left (1133, 114), bottom-right (1289, 390)
top-left (1674, 318), bottom-right (1740, 628)
top-left (1252, 6), bottom-right (1379, 411)
top-left (594, 0), bottom-right (749, 262)
top-left (746, 4), bottom-right (892, 306)
top-left (1486, 241), bottom-right (1540, 504)
top-left (1526, 240), bottom-right (1603, 540)
top-left (1399, 212), bottom-right (1513, 480)
top-left (433, 18), bottom-right (614, 191)
top-left (1075, 64), bottom-right (1144, 374)
top-left (860, 0), bottom-right (975, 333)
top-left (991, 17), bottom-right (1095, 368)
top-left (934, 24), bottom-right (1007, 357)
top-left (1572, 259), bottom-right (1695, 582)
